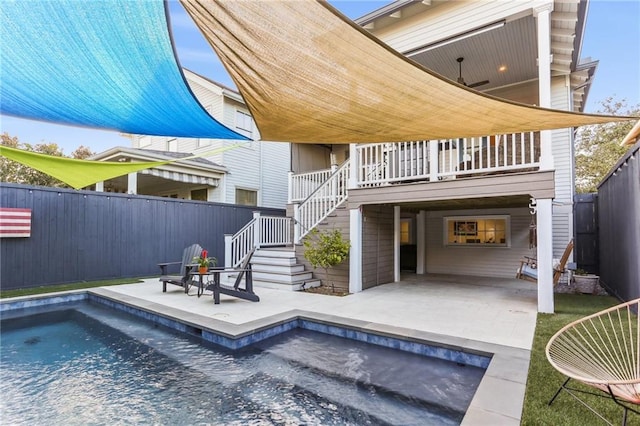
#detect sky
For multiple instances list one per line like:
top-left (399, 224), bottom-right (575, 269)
top-left (1, 0), bottom-right (638, 155)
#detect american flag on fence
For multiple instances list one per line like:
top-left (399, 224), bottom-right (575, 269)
top-left (0, 208), bottom-right (32, 238)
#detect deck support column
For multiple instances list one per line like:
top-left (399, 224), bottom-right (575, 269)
top-left (127, 172), bottom-right (137, 195)
top-left (349, 207), bottom-right (363, 293)
top-left (394, 206), bottom-right (401, 282)
top-left (416, 210), bottom-right (426, 274)
top-left (537, 198), bottom-right (554, 313)
top-left (535, 3), bottom-right (554, 171)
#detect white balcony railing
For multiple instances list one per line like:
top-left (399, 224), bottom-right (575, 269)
top-left (355, 132), bottom-right (539, 186)
top-left (224, 212), bottom-right (292, 267)
top-left (288, 168), bottom-right (333, 203)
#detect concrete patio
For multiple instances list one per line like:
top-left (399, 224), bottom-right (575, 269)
top-left (99, 272), bottom-right (538, 425)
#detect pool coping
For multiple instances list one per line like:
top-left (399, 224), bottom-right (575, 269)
top-left (1, 288), bottom-right (530, 425)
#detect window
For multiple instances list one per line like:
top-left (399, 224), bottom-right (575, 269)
top-left (236, 188), bottom-right (257, 206)
top-left (444, 215), bottom-right (510, 246)
top-left (235, 110), bottom-right (254, 139)
top-left (400, 219), bottom-right (412, 245)
top-left (190, 188), bottom-right (208, 201)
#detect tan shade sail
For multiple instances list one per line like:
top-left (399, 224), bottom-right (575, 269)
top-left (181, 0), bottom-right (635, 144)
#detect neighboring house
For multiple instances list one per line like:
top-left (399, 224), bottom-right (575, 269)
top-left (90, 69), bottom-right (290, 209)
top-left (280, 0), bottom-right (595, 313)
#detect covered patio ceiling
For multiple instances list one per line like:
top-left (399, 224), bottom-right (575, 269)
top-left (394, 194), bottom-right (532, 212)
top-left (356, 0), bottom-right (593, 111)
top-left (182, 0), bottom-right (634, 144)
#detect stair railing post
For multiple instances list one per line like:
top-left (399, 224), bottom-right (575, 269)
top-left (224, 234), bottom-right (232, 268)
top-left (287, 171), bottom-right (293, 203)
top-left (293, 203), bottom-right (301, 244)
top-left (330, 163), bottom-right (338, 201)
top-left (253, 211), bottom-right (261, 249)
top-left (429, 140), bottom-right (439, 181)
top-left (349, 144), bottom-right (358, 189)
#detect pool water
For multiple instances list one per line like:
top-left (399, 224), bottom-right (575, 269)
top-left (1, 303), bottom-right (485, 425)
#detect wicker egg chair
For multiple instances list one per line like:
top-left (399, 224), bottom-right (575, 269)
top-left (546, 298), bottom-right (639, 425)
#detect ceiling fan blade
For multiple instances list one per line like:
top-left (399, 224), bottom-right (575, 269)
top-left (468, 80), bottom-right (490, 88)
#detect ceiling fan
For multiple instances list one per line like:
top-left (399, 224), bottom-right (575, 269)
top-left (456, 57), bottom-right (489, 88)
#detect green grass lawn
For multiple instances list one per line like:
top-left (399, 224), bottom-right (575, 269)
top-left (521, 293), bottom-right (637, 426)
top-left (0, 278), bottom-right (145, 299)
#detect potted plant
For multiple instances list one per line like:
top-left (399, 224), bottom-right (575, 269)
top-left (573, 269), bottom-right (599, 294)
top-left (193, 249), bottom-right (216, 274)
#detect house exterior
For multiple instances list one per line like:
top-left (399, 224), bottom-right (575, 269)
top-left (90, 69), bottom-right (290, 209)
top-left (284, 0), bottom-right (596, 313)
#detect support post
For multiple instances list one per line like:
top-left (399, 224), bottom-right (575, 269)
top-left (287, 171), bottom-right (293, 203)
top-left (535, 3), bottom-right (554, 171)
top-left (349, 207), bottom-right (363, 293)
top-left (416, 210), bottom-right (426, 274)
top-left (127, 172), bottom-right (137, 195)
top-left (95, 181), bottom-right (104, 192)
top-left (537, 198), bottom-right (554, 313)
top-left (394, 206), bottom-right (401, 282)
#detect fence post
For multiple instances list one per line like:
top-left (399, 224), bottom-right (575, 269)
top-left (224, 234), bottom-right (232, 268)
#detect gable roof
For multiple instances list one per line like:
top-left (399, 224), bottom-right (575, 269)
top-left (91, 147), bottom-right (227, 172)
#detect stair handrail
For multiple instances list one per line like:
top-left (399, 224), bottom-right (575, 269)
top-left (225, 212), bottom-right (292, 267)
top-left (294, 160), bottom-right (350, 243)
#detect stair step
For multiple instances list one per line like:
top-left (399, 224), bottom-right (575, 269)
top-left (220, 276), bottom-right (321, 291)
top-left (251, 264), bottom-right (305, 274)
top-left (253, 278), bottom-right (321, 291)
top-left (254, 249), bottom-right (297, 258)
top-left (251, 256), bottom-right (297, 266)
top-left (253, 271), bottom-right (313, 283)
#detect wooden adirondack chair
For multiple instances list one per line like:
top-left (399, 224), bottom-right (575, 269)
top-left (207, 248), bottom-right (259, 303)
top-left (158, 244), bottom-right (203, 293)
top-left (516, 239), bottom-right (574, 285)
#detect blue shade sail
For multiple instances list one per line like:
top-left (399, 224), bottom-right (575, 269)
top-left (0, 0), bottom-right (248, 140)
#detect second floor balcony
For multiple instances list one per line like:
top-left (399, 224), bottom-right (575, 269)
top-left (289, 131), bottom-right (541, 203)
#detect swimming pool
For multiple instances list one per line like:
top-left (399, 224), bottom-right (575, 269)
top-left (1, 297), bottom-right (489, 425)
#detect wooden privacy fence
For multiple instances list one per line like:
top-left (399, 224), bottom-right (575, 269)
top-left (0, 183), bottom-right (284, 290)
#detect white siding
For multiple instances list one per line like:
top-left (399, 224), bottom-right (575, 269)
top-left (125, 71), bottom-right (289, 207)
top-left (260, 141), bottom-right (290, 208)
top-left (550, 75), bottom-right (573, 203)
top-left (372, 0), bottom-right (546, 53)
top-left (549, 75), bottom-right (574, 259)
top-left (425, 207), bottom-right (534, 278)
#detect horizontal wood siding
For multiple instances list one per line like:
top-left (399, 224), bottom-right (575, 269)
top-left (362, 205), bottom-right (394, 289)
top-left (294, 205), bottom-right (350, 291)
top-left (0, 184), bottom-right (285, 290)
top-left (425, 207), bottom-right (535, 278)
